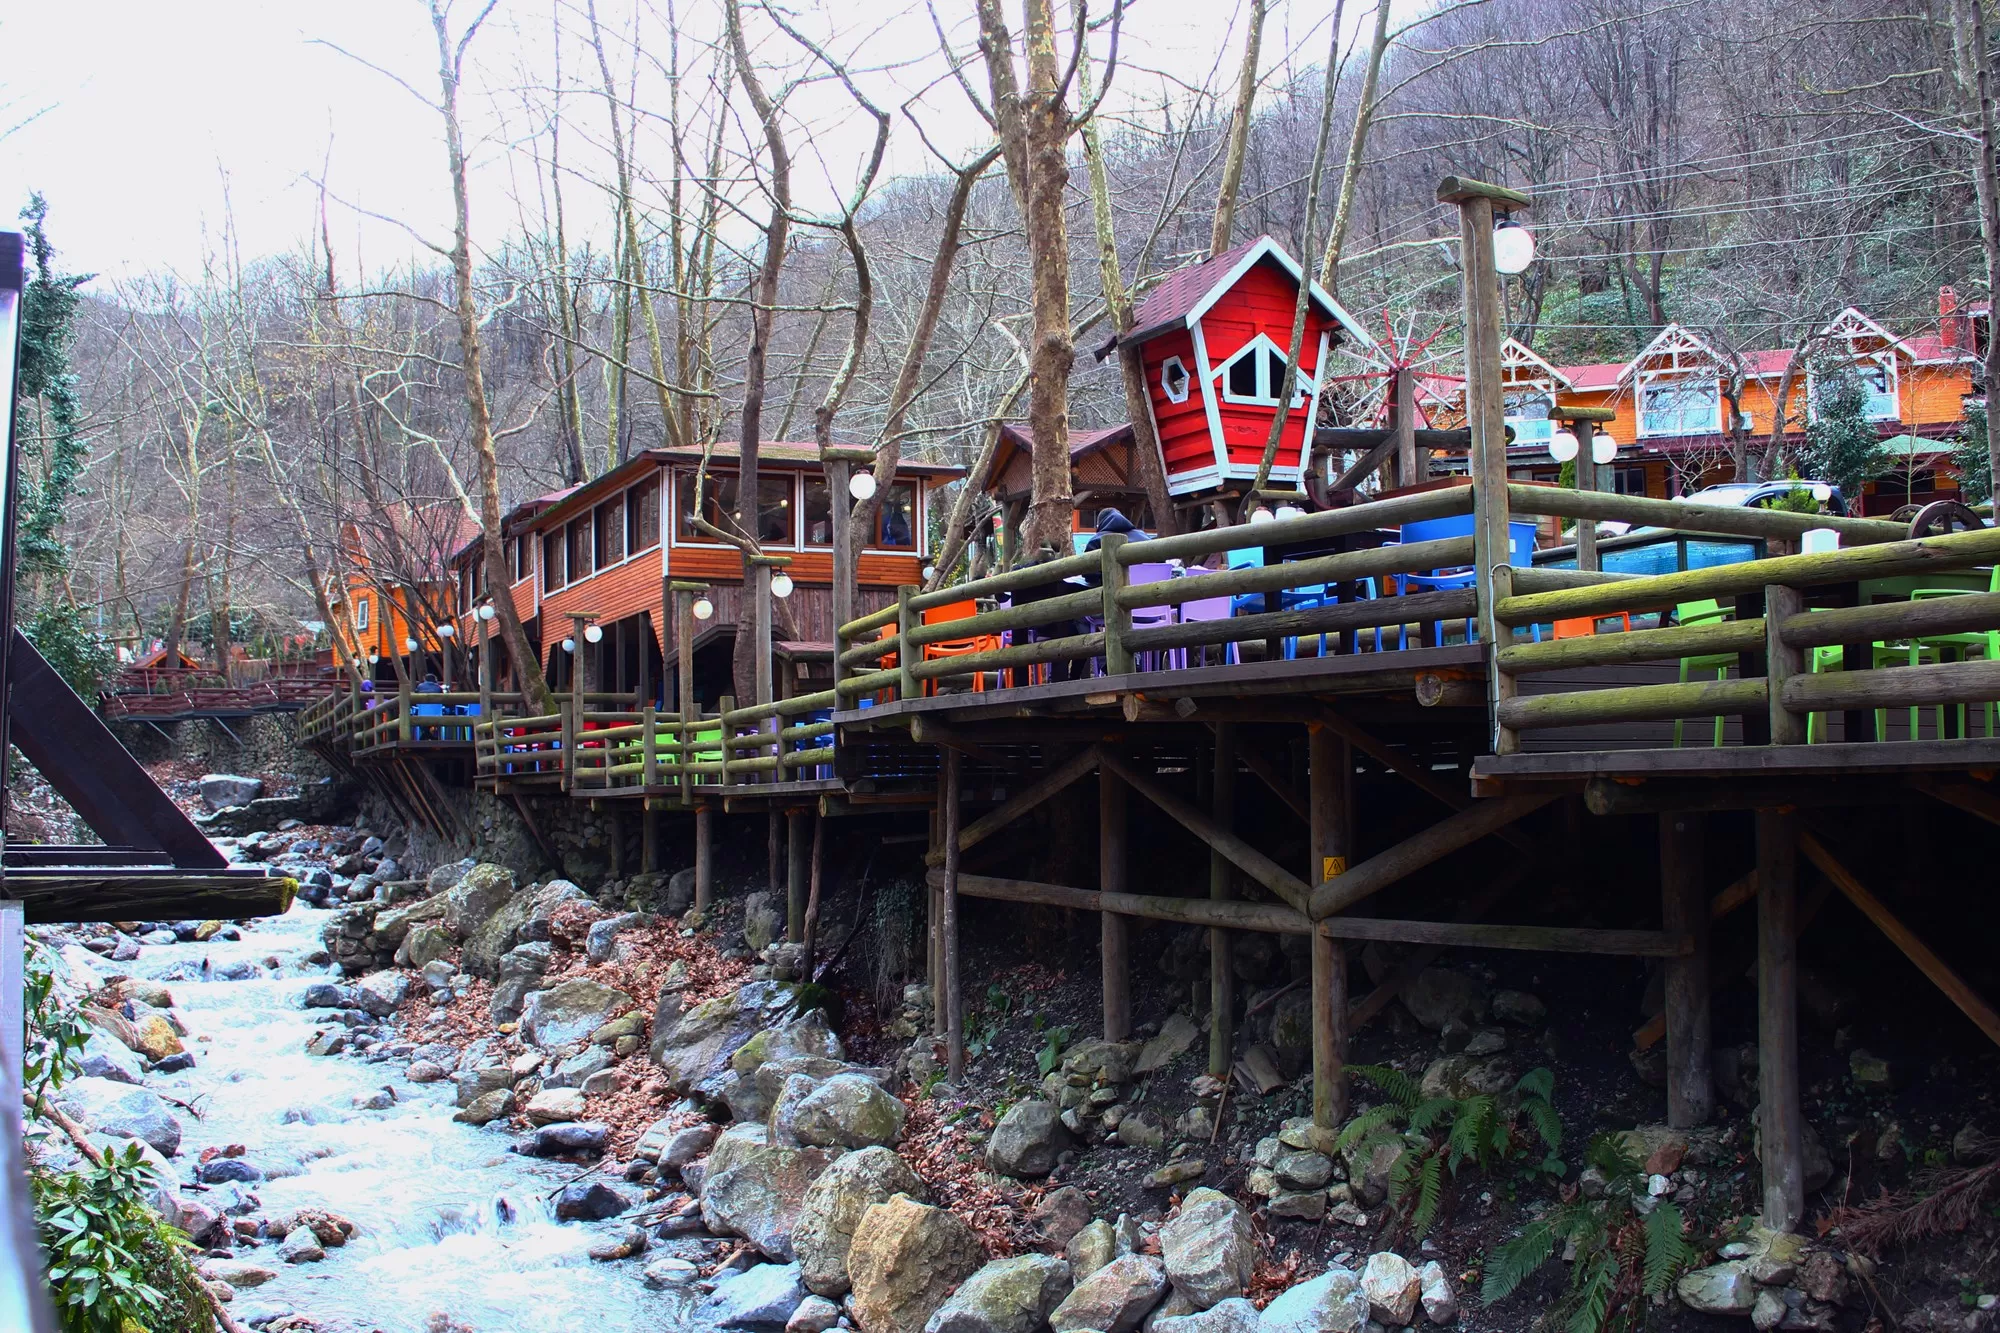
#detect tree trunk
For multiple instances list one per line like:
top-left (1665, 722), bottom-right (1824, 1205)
top-left (1953, 0), bottom-right (2000, 494)
top-left (430, 0), bottom-right (552, 711)
top-left (1318, 0), bottom-right (1387, 294)
top-left (1209, 0), bottom-right (1264, 257)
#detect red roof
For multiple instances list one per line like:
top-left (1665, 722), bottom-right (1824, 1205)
top-left (1125, 238), bottom-right (1265, 342)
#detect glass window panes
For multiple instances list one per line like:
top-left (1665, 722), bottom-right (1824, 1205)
top-left (568, 518), bottom-right (593, 582)
top-left (803, 476), bottom-right (834, 546)
top-left (677, 470), bottom-right (738, 540)
top-left (1860, 363), bottom-right (1897, 420)
top-left (595, 495), bottom-right (625, 568)
top-left (874, 482), bottom-right (916, 549)
top-left (542, 531), bottom-right (564, 591)
top-left (756, 477), bottom-right (793, 545)
top-left (628, 478), bottom-right (660, 552)
top-left (1640, 379), bottom-right (1719, 436)
top-left (514, 535), bottom-right (534, 582)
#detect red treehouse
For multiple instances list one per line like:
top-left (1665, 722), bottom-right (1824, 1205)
top-left (1102, 235), bottom-right (1372, 514)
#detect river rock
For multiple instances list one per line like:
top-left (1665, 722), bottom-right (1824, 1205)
top-left (1417, 1261), bottom-right (1456, 1324)
top-left (519, 1122), bottom-right (609, 1157)
top-left (1029, 1186), bottom-right (1093, 1254)
top-left (352, 971), bottom-right (410, 1016)
top-left (1676, 1261), bottom-right (1757, 1314)
top-left (524, 1087), bottom-right (588, 1124)
top-left (78, 1030), bottom-right (145, 1084)
top-left (659, 1123), bottom-right (721, 1170)
top-left (644, 1258), bottom-right (701, 1289)
top-left (198, 1259), bottom-right (278, 1290)
top-left (1050, 1253), bottom-right (1167, 1333)
top-left (847, 1194), bottom-right (986, 1333)
top-left (199, 774), bottom-right (264, 811)
top-left (789, 1295), bottom-right (842, 1333)
top-left (589, 1225), bottom-right (649, 1261)
top-left (374, 895), bottom-right (447, 949)
top-left (743, 893), bottom-right (784, 952)
top-left (405, 923), bottom-right (453, 969)
top-left (701, 1143), bottom-right (836, 1260)
top-left (1340, 1135), bottom-right (1404, 1206)
top-left (1401, 968), bottom-right (1488, 1032)
top-left (587, 911), bottom-right (649, 963)
top-left (133, 1014), bottom-right (184, 1062)
top-left (554, 1181), bottom-right (630, 1221)
top-left (1491, 990), bottom-right (1546, 1027)
top-left (520, 979), bottom-right (634, 1051)
top-left (1065, 1219), bottom-right (1119, 1279)
top-left (1258, 1266), bottom-right (1368, 1333)
top-left (444, 864), bottom-right (517, 939)
top-left (57, 1077), bottom-right (182, 1156)
top-left (651, 980), bottom-right (801, 1096)
top-left (988, 1099), bottom-right (1068, 1179)
top-left (1273, 1151), bottom-right (1333, 1191)
top-left (1420, 1054), bottom-right (1512, 1101)
top-left (723, 1014), bottom-right (845, 1118)
top-left (1360, 1254), bottom-right (1419, 1325)
top-left (785, 1073), bottom-right (906, 1149)
top-left (1136, 1013), bottom-right (1202, 1075)
top-left (1156, 1297), bottom-right (1261, 1333)
top-left (452, 1089), bottom-right (514, 1125)
top-left (925, 1253), bottom-right (1074, 1333)
top-left (462, 887), bottom-right (538, 978)
top-left (278, 1227), bottom-right (325, 1264)
top-left (197, 1158), bottom-right (263, 1184)
top-left (1161, 1188), bottom-right (1254, 1309)
top-left (710, 1262), bottom-right (807, 1330)
top-left (794, 1145), bottom-right (924, 1297)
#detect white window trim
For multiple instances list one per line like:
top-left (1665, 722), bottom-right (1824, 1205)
top-left (666, 469), bottom-right (927, 559)
top-left (1213, 333), bottom-right (1315, 408)
top-left (1806, 355), bottom-right (1900, 424)
top-left (1636, 372), bottom-right (1722, 438)
top-left (1160, 355), bottom-right (1190, 404)
top-left (354, 597), bottom-right (371, 632)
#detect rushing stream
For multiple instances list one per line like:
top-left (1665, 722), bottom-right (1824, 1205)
top-left (124, 904), bottom-right (700, 1333)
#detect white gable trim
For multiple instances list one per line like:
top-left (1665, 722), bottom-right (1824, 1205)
top-left (1183, 236), bottom-right (1377, 349)
top-left (1500, 337), bottom-right (1575, 390)
top-left (1820, 307), bottom-right (1901, 349)
top-left (1616, 323), bottom-right (1724, 386)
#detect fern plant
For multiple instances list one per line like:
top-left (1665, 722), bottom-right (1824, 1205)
top-left (1339, 1065), bottom-right (1562, 1240)
top-left (1481, 1133), bottom-right (1695, 1333)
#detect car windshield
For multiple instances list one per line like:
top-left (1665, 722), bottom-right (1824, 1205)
top-left (1684, 484), bottom-right (1764, 507)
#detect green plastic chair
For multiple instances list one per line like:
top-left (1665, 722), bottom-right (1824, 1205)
top-left (1674, 599), bottom-right (1734, 748)
top-left (1802, 631), bottom-right (1914, 743)
top-left (691, 723), bottom-right (723, 786)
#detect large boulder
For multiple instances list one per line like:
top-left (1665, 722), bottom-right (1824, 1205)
top-left (1400, 969), bottom-right (1488, 1032)
top-left (56, 1078), bottom-right (182, 1156)
top-left (77, 1030), bottom-right (144, 1085)
top-left (701, 1143), bottom-right (836, 1260)
top-left (1257, 1267), bottom-right (1369, 1333)
top-left (709, 1262), bottom-right (808, 1330)
top-left (1160, 1188), bottom-right (1255, 1309)
top-left (651, 980), bottom-right (805, 1098)
top-left (405, 922), bottom-right (453, 969)
top-left (987, 1099), bottom-right (1068, 1179)
top-left (520, 979), bottom-right (634, 1051)
top-left (1675, 1262), bottom-right (1757, 1315)
top-left (462, 888), bottom-right (537, 978)
top-left (373, 894), bottom-right (447, 949)
top-left (1359, 1254), bottom-right (1420, 1326)
top-left (1156, 1299), bottom-right (1260, 1333)
top-left (794, 1146), bottom-right (924, 1297)
top-left (924, 1254), bottom-right (1073, 1333)
top-left (199, 774), bottom-right (264, 811)
top-left (444, 864), bottom-right (517, 939)
top-left (490, 941), bottom-right (554, 1024)
top-left (1049, 1253), bottom-right (1168, 1333)
top-left (783, 1073), bottom-right (906, 1150)
top-left (722, 1014), bottom-right (846, 1119)
top-left (846, 1194), bottom-right (986, 1333)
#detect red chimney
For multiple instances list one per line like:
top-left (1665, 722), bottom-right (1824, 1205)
top-left (1941, 285), bottom-right (1962, 350)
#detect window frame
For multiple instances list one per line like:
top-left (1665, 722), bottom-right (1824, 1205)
top-left (1215, 335), bottom-right (1312, 409)
top-left (1160, 355), bottom-right (1191, 404)
top-left (1637, 374), bottom-right (1722, 438)
top-left (626, 476), bottom-right (661, 555)
top-left (594, 493), bottom-right (627, 570)
top-left (567, 517), bottom-right (594, 583)
top-left (542, 530), bottom-right (565, 593)
top-left (354, 596), bottom-right (371, 632)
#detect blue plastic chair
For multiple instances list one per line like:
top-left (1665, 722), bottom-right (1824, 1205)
top-left (413, 701), bottom-right (447, 740)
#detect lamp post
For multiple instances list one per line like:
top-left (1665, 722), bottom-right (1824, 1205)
top-left (1552, 406), bottom-right (1618, 572)
top-left (1439, 174), bottom-right (1534, 754)
top-left (436, 621), bottom-right (456, 690)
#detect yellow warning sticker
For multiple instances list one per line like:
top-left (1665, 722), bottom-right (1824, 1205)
top-left (1322, 855), bottom-right (1347, 880)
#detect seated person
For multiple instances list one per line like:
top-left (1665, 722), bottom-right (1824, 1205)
top-left (1083, 507), bottom-right (1149, 553)
top-left (415, 672), bottom-right (444, 694)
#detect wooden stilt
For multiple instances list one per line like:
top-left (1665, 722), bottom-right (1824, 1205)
top-left (930, 798), bottom-right (946, 1037)
top-left (1756, 809), bottom-right (1804, 1230)
top-left (693, 805), bottom-right (713, 915)
top-left (1660, 813), bottom-right (1713, 1128)
top-left (1309, 724), bottom-right (1352, 1130)
top-left (942, 747), bottom-right (965, 1081)
top-left (803, 814), bottom-right (825, 965)
top-left (786, 808), bottom-right (809, 944)
top-left (1209, 723), bottom-right (1237, 1078)
top-left (767, 810), bottom-right (781, 899)
top-left (1100, 767), bottom-right (1131, 1042)
top-left (641, 808), bottom-right (659, 873)
top-left (608, 809), bottom-right (625, 879)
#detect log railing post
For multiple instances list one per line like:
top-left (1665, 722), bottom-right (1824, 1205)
top-left (1441, 174), bottom-right (1532, 755)
top-left (398, 681), bottom-right (413, 745)
top-left (642, 703), bottom-right (659, 789)
top-left (896, 586), bottom-right (919, 702)
top-left (1766, 582), bottom-right (1806, 746)
top-left (693, 803), bottom-right (713, 916)
top-left (1756, 809), bottom-right (1804, 1230)
top-left (1660, 813), bottom-right (1712, 1128)
top-left (1309, 723), bottom-right (1352, 1131)
top-left (560, 692), bottom-right (577, 791)
top-left (787, 808), bottom-right (809, 944)
top-left (719, 696), bottom-right (736, 790)
top-left (1100, 533), bottom-right (1133, 675)
top-left (1100, 765), bottom-right (1131, 1042)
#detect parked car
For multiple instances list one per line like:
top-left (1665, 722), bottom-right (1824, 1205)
top-left (1591, 478), bottom-right (1847, 539)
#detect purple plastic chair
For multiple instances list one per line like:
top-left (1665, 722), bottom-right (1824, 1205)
top-left (1173, 589), bottom-right (1237, 669)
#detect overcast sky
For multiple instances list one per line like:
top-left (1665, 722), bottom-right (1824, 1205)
top-left (0, 0), bottom-right (1352, 285)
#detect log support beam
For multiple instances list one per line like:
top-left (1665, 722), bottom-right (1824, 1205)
top-left (1100, 767), bottom-right (1131, 1042)
top-left (1756, 809), bottom-right (1805, 1230)
top-left (786, 808), bottom-right (810, 944)
top-left (1209, 724), bottom-right (1237, 1078)
top-left (942, 747), bottom-right (965, 1081)
top-left (1099, 750), bottom-right (1315, 915)
top-left (1309, 792), bottom-right (1558, 918)
top-left (1309, 724), bottom-right (1351, 1130)
top-left (693, 805), bottom-right (714, 915)
top-left (1660, 813), bottom-right (1713, 1128)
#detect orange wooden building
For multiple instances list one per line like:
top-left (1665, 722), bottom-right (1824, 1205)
top-left (446, 444), bottom-right (961, 710)
top-left (326, 506), bottom-right (480, 681)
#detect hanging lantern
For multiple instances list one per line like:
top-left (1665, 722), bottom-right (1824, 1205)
top-left (476, 603), bottom-right (497, 622)
top-left (1492, 218), bottom-right (1536, 275)
top-left (1248, 507), bottom-right (1276, 525)
top-left (848, 470), bottom-right (877, 501)
top-left (1275, 503), bottom-right (1305, 521)
top-left (921, 565), bottom-right (936, 581)
top-left (367, 652), bottom-right (380, 665)
top-left (404, 636), bottom-right (419, 654)
top-left (561, 637), bottom-right (576, 653)
top-left (436, 622), bottom-right (455, 638)
top-left (583, 624), bottom-right (604, 644)
top-left (1548, 430), bottom-right (1579, 464)
top-left (1591, 432), bottom-right (1618, 466)
top-left (692, 596), bottom-right (714, 621)
top-left (770, 572), bottom-right (794, 599)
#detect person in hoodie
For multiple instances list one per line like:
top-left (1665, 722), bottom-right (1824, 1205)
top-left (1083, 507), bottom-right (1150, 553)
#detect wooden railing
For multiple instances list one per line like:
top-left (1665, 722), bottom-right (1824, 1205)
top-left (102, 676), bottom-right (337, 720)
top-left (835, 485), bottom-right (1488, 706)
top-left (718, 689), bottom-right (839, 784)
top-left (1492, 500), bottom-right (2000, 754)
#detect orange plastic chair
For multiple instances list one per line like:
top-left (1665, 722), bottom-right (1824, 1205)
top-left (1552, 612), bottom-right (1633, 639)
top-left (919, 600), bottom-right (1001, 696)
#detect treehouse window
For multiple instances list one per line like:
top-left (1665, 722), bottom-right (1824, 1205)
top-left (1160, 356), bottom-right (1190, 404)
top-left (802, 476), bottom-right (833, 547)
top-left (354, 597), bottom-right (370, 632)
top-left (1217, 338), bottom-right (1311, 408)
top-left (568, 518), bottom-right (593, 582)
top-left (1639, 378), bottom-right (1720, 437)
top-left (542, 531), bottom-right (564, 592)
top-left (627, 477), bottom-right (660, 553)
top-left (873, 482), bottom-right (917, 550)
top-left (595, 495), bottom-right (626, 568)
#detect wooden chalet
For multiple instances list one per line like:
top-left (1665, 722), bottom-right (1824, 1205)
top-left (326, 505), bottom-right (482, 683)
top-left (988, 424), bottom-right (1157, 549)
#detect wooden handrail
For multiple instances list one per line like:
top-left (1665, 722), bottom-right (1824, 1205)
top-left (1123, 484), bottom-right (1475, 565)
top-left (1507, 483), bottom-right (1909, 545)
